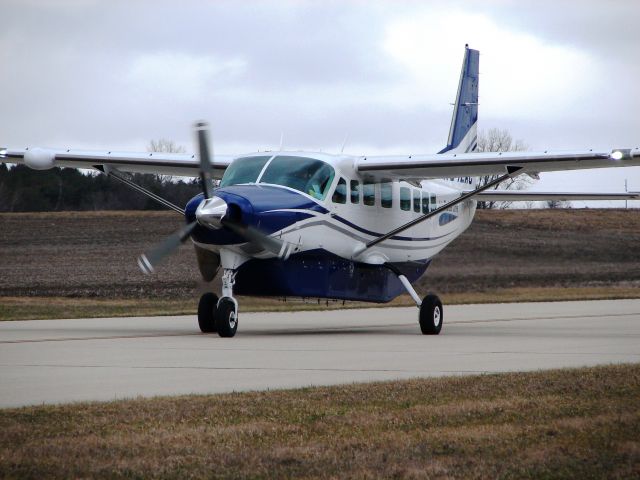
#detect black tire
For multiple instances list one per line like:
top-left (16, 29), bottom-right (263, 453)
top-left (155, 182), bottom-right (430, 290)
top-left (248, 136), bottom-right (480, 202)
top-left (198, 292), bottom-right (218, 333)
top-left (215, 297), bottom-right (238, 338)
top-left (419, 294), bottom-right (443, 335)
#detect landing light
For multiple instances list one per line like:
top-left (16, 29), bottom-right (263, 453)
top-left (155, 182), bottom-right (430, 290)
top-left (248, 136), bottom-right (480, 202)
top-left (611, 150), bottom-right (624, 160)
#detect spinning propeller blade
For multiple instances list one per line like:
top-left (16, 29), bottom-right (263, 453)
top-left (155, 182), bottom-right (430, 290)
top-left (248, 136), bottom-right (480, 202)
top-left (196, 121), bottom-right (215, 199)
top-left (138, 221), bottom-right (198, 274)
top-left (222, 219), bottom-right (292, 259)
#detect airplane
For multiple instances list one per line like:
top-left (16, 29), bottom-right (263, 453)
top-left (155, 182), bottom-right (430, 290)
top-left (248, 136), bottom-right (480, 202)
top-left (2, 45), bottom-right (639, 338)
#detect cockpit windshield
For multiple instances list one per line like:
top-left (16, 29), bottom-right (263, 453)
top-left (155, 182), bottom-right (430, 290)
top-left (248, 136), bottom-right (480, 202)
top-left (219, 155), bottom-right (271, 188)
top-left (219, 155), bottom-right (335, 201)
top-left (259, 156), bottom-right (335, 200)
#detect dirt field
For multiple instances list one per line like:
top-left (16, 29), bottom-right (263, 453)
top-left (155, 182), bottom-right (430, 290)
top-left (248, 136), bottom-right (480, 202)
top-left (1, 209), bottom-right (638, 302)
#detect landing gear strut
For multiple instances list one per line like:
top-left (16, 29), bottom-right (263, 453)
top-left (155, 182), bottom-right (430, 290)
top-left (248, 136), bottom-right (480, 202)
top-left (388, 264), bottom-right (443, 335)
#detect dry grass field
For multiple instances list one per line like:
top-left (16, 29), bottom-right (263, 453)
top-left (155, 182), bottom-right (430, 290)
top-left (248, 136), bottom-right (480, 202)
top-left (0, 209), bottom-right (639, 319)
top-left (0, 364), bottom-right (638, 479)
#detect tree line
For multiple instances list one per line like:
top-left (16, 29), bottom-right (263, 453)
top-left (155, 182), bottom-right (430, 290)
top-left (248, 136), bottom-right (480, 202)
top-left (0, 163), bottom-right (202, 212)
top-left (0, 139), bottom-right (202, 212)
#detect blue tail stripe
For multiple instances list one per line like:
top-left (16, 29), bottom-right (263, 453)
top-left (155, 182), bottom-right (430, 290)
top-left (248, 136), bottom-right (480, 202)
top-left (439, 46), bottom-right (479, 154)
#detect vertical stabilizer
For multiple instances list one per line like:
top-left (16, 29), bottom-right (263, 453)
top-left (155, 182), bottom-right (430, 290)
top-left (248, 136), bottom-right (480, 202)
top-left (439, 45), bottom-right (479, 154)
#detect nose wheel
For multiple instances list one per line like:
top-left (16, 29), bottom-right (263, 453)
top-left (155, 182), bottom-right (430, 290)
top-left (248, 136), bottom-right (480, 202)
top-left (215, 297), bottom-right (238, 337)
top-left (198, 293), bottom-right (239, 338)
top-left (198, 292), bottom-right (219, 333)
top-left (196, 268), bottom-right (237, 338)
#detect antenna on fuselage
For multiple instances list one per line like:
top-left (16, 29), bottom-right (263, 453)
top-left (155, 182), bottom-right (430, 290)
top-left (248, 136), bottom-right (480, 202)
top-left (340, 133), bottom-right (349, 154)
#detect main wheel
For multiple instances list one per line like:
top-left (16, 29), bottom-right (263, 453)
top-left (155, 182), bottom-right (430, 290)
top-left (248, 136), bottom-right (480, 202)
top-left (419, 294), bottom-right (443, 335)
top-left (198, 292), bottom-right (218, 333)
top-left (215, 297), bottom-right (238, 338)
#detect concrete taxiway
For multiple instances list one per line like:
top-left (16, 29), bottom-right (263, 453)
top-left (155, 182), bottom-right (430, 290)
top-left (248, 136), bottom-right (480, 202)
top-left (1, 299), bottom-right (639, 408)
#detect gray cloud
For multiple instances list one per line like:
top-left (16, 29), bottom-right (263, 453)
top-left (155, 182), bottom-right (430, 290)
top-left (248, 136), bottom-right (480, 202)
top-left (1, 0), bottom-right (639, 170)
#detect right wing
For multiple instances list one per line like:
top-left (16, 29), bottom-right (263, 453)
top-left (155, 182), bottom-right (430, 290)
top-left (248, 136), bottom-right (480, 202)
top-left (0, 147), bottom-right (234, 178)
top-left (472, 190), bottom-right (640, 202)
top-left (357, 148), bottom-right (640, 181)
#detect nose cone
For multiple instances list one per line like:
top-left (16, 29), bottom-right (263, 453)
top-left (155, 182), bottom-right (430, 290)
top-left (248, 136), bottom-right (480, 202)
top-left (196, 196), bottom-right (227, 229)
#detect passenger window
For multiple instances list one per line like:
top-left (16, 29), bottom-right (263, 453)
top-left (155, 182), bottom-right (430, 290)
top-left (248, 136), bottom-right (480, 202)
top-left (422, 192), bottom-right (429, 213)
top-left (400, 187), bottom-right (411, 211)
top-left (413, 189), bottom-right (421, 213)
top-left (381, 180), bottom-right (393, 208)
top-left (350, 180), bottom-right (360, 204)
top-left (332, 177), bottom-right (347, 204)
top-left (430, 194), bottom-right (437, 210)
top-left (363, 181), bottom-right (375, 206)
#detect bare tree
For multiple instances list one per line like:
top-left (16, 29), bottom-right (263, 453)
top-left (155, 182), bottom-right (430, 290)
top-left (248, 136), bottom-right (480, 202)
top-left (476, 128), bottom-right (534, 209)
top-left (148, 139), bottom-right (186, 154)
top-left (147, 139), bottom-right (187, 185)
top-left (546, 199), bottom-right (571, 209)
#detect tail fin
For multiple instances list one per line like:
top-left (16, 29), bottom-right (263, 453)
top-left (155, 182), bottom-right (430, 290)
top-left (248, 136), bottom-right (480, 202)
top-left (439, 45), bottom-right (479, 154)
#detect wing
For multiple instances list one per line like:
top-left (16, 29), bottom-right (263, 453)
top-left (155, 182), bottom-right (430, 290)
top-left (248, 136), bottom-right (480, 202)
top-left (0, 147), bottom-right (234, 178)
top-left (471, 190), bottom-right (640, 202)
top-left (356, 148), bottom-right (640, 180)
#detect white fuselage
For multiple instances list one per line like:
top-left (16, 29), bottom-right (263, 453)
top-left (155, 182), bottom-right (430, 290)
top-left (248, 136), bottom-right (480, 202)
top-left (206, 152), bottom-right (478, 267)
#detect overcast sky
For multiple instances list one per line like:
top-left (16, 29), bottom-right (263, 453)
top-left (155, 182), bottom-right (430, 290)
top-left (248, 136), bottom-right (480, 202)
top-left (1, 0), bottom-right (639, 204)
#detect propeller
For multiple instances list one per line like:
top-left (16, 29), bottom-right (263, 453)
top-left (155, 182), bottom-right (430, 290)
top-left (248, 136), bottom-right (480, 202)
top-left (137, 221), bottom-right (197, 274)
top-left (196, 122), bottom-right (215, 199)
top-left (222, 218), bottom-right (293, 259)
top-left (138, 122), bottom-right (294, 275)
top-left (137, 121), bottom-right (216, 274)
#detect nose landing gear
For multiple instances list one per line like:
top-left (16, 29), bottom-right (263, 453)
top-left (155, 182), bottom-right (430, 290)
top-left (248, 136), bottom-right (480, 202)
top-left (198, 268), bottom-right (239, 338)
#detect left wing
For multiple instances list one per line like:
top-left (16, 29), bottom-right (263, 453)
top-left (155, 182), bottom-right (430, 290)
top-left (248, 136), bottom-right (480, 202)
top-left (471, 190), bottom-right (640, 202)
top-left (0, 147), bottom-right (234, 178)
top-left (357, 148), bottom-right (640, 180)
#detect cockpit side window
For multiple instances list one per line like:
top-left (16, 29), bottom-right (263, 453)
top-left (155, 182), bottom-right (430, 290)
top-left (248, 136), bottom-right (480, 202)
top-left (259, 156), bottom-right (335, 200)
top-left (332, 177), bottom-right (347, 204)
top-left (219, 155), bottom-right (272, 188)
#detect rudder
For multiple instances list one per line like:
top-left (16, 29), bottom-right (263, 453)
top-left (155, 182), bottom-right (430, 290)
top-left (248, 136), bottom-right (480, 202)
top-left (439, 45), bottom-right (479, 154)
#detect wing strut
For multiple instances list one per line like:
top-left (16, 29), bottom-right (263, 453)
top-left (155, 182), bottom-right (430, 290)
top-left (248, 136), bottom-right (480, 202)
top-left (95, 165), bottom-right (185, 215)
top-left (353, 166), bottom-right (523, 258)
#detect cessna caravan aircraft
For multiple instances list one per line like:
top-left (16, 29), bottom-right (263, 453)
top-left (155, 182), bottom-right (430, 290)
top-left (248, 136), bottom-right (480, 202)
top-left (2, 46), bottom-right (639, 337)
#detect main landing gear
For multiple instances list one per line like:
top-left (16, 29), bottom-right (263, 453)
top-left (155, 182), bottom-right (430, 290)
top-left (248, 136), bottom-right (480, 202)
top-left (198, 269), bottom-right (239, 338)
top-left (419, 293), bottom-right (443, 335)
top-left (389, 265), bottom-right (443, 335)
